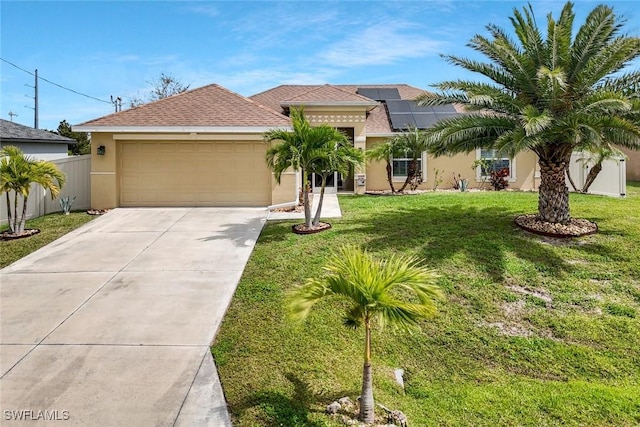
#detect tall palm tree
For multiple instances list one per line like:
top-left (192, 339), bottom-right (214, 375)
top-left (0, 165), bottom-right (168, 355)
top-left (394, 126), bottom-right (430, 193)
top-left (417, 2), bottom-right (640, 224)
top-left (366, 139), bottom-right (397, 193)
top-left (1, 146), bottom-right (66, 234)
top-left (289, 246), bottom-right (442, 423)
top-left (265, 108), bottom-right (361, 229)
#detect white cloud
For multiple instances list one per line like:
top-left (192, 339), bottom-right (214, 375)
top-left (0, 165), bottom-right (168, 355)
top-left (188, 4), bottom-right (219, 18)
top-left (318, 22), bottom-right (443, 68)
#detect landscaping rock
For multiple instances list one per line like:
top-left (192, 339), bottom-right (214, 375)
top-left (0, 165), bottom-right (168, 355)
top-left (327, 401), bottom-right (341, 414)
top-left (338, 396), bottom-right (354, 410)
top-left (388, 410), bottom-right (408, 427)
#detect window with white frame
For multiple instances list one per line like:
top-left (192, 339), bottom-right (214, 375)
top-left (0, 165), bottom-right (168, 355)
top-left (392, 150), bottom-right (425, 180)
top-left (476, 148), bottom-right (515, 180)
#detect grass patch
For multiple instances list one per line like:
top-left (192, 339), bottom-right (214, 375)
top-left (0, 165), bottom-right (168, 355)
top-left (212, 184), bottom-right (640, 426)
top-left (1, 211), bottom-right (96, 268)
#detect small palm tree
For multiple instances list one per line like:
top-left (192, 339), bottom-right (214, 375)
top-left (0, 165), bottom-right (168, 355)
top-left (366, 139), bottom-right (397, 193)
top-left (311, 142), bottom-right (363, 227)
top-left (289, 246), bottom-right (443, 423)
top-left (417, 2), bottom-right (640, 224)
top-left (1, 146), bottom-right (66, 234)
top-left (393, 126), bottom-right (430, 193)
top-left (265, 108), bottom-right (362, 229)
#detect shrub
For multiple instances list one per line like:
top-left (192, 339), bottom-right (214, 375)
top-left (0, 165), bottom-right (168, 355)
top-left (490, 168), bottom-right (510, 191)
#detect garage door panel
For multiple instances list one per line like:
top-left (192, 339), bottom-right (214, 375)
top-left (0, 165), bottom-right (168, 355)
top-left (119, 141), bottom-right (270, 207)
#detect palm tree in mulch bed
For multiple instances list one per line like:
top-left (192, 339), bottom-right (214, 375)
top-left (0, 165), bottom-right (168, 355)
top-left (1, 146), bottom-right (66, 237)
top-left (417, 1), bottom-right (640, 236)
top-left (265, 107), bottom-right (363, 233)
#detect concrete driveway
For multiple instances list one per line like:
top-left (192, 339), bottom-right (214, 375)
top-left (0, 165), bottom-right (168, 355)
top-left (0, 207), bottom-right (266, 426)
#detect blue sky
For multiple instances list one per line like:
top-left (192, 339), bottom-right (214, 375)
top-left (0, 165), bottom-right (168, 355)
top-left (1, 0), bottom-right (638, 131)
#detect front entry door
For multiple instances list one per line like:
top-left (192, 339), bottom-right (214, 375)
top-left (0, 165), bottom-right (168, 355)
top-left (311, 172), bottom-right (337, 194)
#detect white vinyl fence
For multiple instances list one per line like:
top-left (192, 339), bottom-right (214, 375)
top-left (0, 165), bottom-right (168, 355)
top-left (1, 155), bottom-right (91, 225)
top-left (568, 152), bottom-right (627, 198)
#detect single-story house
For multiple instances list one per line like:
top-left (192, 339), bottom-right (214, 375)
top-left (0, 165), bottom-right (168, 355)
top-left (1, 119), bottom-right (75, 160)
top-left (74, 83), bottom-right (541, 210)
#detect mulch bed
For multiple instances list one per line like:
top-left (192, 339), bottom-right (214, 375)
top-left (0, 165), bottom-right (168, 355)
top-left (0, 229), bottom-right (41, 241)
top-left (292, 222), bottom-right (331, 234)
top-left (514, 214), bottom-right (598, 238)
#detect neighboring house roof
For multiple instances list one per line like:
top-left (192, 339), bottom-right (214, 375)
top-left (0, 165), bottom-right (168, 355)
top-left (74, 84), bottom-right (291, 131)
top-left (0, 119), bottom-right (75, 144)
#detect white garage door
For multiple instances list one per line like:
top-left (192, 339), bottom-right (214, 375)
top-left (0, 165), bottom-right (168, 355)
top-left (119, 141), bottom-right (271, 207)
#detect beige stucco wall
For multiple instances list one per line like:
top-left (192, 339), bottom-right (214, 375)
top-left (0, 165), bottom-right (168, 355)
top-left (271, 171), bottom-right (298, 206)
top-left (90, 133), bottom-right (118, 209)
top-left (89, 132), bottom-right (279, 209)
top-left (365, 138), bottom-right (540, 191)
top-left (620, 147), bottom-right (640, 181)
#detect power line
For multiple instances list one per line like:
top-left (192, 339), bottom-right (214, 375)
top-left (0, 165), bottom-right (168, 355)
top-left (1, 57), bottom-right (112, 105)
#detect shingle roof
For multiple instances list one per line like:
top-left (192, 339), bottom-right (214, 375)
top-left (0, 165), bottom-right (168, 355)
top-left (0, 119), bottom-right (75, 144)
top-left (249, 84), bottom-right (450, 134)
top-left (284, 84), bottom-right (378, 105)
top-left (75, 84), bottom-right (290, 129)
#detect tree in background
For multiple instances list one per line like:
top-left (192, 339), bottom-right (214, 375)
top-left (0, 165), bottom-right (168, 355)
top-left (289, 246), bottom-right (442, 423)
top-left (0, 146), bottom-right (66, 235)
top-left (56, 120), bottom-right (90, 155)
top-left (129, 72), bottom-right (190, 108)
top-left (418, 2), bottom-right (640, 224)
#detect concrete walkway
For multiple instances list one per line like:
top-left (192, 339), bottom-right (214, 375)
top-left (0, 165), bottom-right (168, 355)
top-left (0, 207), bottom-right (267, 426)
top-left (267, 193), bottom-right (342, 220)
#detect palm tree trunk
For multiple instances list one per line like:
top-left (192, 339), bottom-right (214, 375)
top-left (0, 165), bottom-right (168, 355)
top-left (312, 175), bottom-right (327, 227)
top-left (12, 190), bottom-right (19, 234)
top-left (359, 318), bottom-right (375, 423)
top-left (303, 180), bottom-right (312, 228)
top-left (385, 162), bottom-right (396, 193)
top-left (538, 158), bottom-right (570, 224)
top-left (6, 192), bottom-right (14, 234)
top-left (581, 162), bottom-right (603, 193)
top-left (566, 168), bottom-right (579, 192)
top-left (397, 159), bottom-right (417, 193)
top-left (18, 193), bottom-right (29, 234)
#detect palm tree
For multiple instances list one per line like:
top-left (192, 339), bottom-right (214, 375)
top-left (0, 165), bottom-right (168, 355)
top-left (417, 2), bottom-right (640, 224)
top-left (311, 143), bottom-right (363, 227)
top-left (1, 146), bottom-right (66, 234)
top-left (265, 108), bottom-right (361, 229)
top-left (366, 139), bottom-right (397, 193)
top-left (394, 126), bottom-right (430, 193)
top-left (289, 246), bottom-right (443, 423)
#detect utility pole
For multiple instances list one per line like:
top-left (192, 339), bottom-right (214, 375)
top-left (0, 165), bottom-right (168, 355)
top-left (24, 69), bottom-right (39, 128)
top-left (111, 95), bottom-right (122, 113)
top-left (8, 111), bottom-right (18, 122)
top-left (34, 69), bottom-right (39, 129)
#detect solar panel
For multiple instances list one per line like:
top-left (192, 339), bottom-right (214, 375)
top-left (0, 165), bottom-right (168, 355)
top-left (431, 104), bottom-right (457, 113)
top-left (377, 88), bottom-right (401, 100)
top-left (389, 113), bottom-right (417, 130)
top-left (412, 114), bottom-right (439, 128)
top-left (356, 88), bottom-right (381, 100)
top-left (385, 100), bottom-right (413, 114)
top-left (356, 87), bottom-right (401, 101)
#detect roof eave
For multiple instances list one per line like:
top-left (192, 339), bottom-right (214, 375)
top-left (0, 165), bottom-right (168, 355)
top-left (281, 101), bottom-right (379, 109)
top-left (0, 137), bottom-right (75, 144)
top-left (72, 125), bottom-right (291, 133)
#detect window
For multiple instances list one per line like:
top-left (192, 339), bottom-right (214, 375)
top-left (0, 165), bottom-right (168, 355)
top-left (392, 150), bottom-right (425, 180)
top-left (476, 149), bottom-right (515, 181)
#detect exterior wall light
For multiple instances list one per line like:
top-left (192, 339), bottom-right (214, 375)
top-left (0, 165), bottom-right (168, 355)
top-left (97, 146), bottom-right (106, 155)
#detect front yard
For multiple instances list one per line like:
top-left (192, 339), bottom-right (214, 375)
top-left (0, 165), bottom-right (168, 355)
top-left (212, 184), bottom-right (640, 426)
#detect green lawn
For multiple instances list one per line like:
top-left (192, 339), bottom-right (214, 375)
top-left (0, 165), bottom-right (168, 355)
top-left (1, 212), bottom-right (96, 268)
top-left (212, 183), bottom-right (640, 427)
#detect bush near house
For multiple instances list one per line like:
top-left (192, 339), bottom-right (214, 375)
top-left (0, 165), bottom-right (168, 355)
top-left (212, 183), bottom-right (640, 426)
